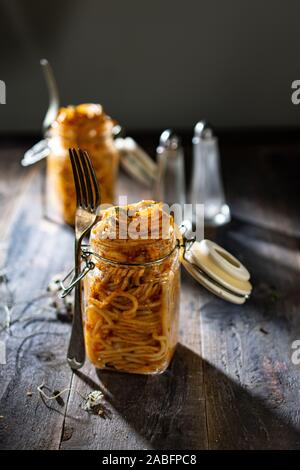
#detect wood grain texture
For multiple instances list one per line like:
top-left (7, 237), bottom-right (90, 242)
top-left (201, 146), bottom-right (300, 449)
top-left (0, 137), bottom-right (300, 449)
top-left (0, 150), bottom-right (74, 449)
top-left (60, 274), bottom-right (208, 450)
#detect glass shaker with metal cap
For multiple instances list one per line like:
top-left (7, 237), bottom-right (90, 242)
top-left (191, 121), bottom-right (230, 227)
top-left (155, 129), bottom-right (186, 208)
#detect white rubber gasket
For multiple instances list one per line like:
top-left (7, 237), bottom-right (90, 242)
top-left (182, 252), bottom-right (247, 305)
top-left (187, 239), bottom-right (252, 298)
top-left (201, 240), bottom-right (250, 282)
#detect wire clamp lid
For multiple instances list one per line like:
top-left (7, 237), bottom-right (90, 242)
top-left (59, 238), bottom-right (252, 305)
top-left (60, 247), bottom-right (95, 298)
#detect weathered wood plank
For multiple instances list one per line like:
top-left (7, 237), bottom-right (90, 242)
top-left (0, 143), bottom-right (36, 243)
top-left (0, 151), bottom-right (74, 450)
top-left (201, 148), bottom-right (300, 449)
top-left (202, 230), bottom-right (300, 449)
top-left (60, 273), bottom-right (208, 450)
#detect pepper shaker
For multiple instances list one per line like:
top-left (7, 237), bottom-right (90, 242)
top-left (155, 129), bottom-right (186, 208)
top-left (191, 121), bottom-right (230, 227)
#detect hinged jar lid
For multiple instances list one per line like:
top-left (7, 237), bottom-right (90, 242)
top-left (182, 239), bottom-right (252, 304)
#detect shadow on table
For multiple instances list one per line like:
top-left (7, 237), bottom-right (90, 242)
top-left (212, 215), bottom-right (300, 307)
top-left (92, 343), bottom-right (300, 450)
top-left (77, 213), bottom-right (300, 450)
top-left (225, 215), bottom-right (300, 254)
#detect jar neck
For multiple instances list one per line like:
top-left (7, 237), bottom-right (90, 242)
top-left (90, 237), bottom-right (178, 265)
top-left (86, 241), bottom-right (180, 267)
top-left (47, 124), bottom-right (115, 146)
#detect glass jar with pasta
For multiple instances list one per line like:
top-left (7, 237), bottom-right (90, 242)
top-left (83, 200), bottom-right (181, 374)
top-left (46, 103), bottom-right (119, 225)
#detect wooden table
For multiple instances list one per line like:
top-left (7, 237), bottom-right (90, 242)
top-left (0, 135), bottom-right (300, 450)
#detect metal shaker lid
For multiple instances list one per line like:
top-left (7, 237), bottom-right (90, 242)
top-left (193, 120), bottom-right (214, 143)
top-left (157, 129), bottom-right (181, 152)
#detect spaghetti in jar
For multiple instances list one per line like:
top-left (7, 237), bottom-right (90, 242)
top-left (46, 103), bottom-right (119, 225)
top-left (84, 201), bottom-right (181, 374)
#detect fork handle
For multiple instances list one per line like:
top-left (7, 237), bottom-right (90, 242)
top-left (67, 240), bottom-right (85, 369)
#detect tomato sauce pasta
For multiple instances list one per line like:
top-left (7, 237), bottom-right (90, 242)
top-left (46, 103), bottom-right (119, 225)
top-left (84, 201), bottom-right (181, 374)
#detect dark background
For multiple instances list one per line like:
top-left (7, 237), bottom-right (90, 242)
top-left (1, 0), bottom-right (300, 134)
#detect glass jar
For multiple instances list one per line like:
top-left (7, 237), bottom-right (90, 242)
top-left (83, 201), bottom-right (181, 374)
top-left (46, 103), bottom-right (119, 225)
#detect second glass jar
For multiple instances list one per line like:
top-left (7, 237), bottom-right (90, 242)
top-left (46, 103), bottom-right (119, 225)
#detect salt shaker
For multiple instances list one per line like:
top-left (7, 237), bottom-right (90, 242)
top-left (191, 121), bottom-right (230, 227)
top-left (155, 129), bottom-right (186, 208)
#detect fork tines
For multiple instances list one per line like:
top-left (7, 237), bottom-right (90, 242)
top-left (69, 148), bottom-right (101, 212)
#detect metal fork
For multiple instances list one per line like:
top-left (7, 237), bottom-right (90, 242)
top-left (21, 58), bottom-right (60, 166)
top-left (40, 58), bottom-right (60, 135)
top-left (67, 148), bottom-right (101, 369)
